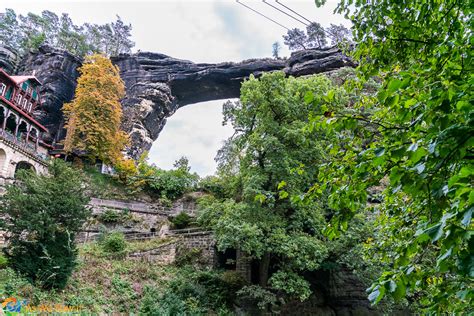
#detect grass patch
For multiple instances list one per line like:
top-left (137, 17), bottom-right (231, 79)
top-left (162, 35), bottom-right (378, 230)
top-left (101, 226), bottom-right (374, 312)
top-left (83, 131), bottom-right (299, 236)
top-left (0, 241), bottom-right (179, 314)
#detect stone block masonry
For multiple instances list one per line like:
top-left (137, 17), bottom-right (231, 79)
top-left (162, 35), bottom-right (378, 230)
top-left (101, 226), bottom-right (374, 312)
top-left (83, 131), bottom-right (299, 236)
top-left (127, 231), bottom-right (217, 268)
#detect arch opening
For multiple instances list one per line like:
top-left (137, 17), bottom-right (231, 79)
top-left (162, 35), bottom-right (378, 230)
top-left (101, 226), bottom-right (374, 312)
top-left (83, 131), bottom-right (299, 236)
top-left (5, 114), bottom-right (17, 135)
top-left (17, 121), bottom-right (28, 141)
top-left (14, 161), bottom-right (36, 178)
top-left (0, 148), bottom-right (6, 176)
top-left (149, 100), bottom-right (234, 176)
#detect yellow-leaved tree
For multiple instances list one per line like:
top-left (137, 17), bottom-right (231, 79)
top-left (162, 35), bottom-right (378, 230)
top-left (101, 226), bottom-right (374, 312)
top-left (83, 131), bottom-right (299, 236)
top-left (63, 54), bottom-right (128, 164)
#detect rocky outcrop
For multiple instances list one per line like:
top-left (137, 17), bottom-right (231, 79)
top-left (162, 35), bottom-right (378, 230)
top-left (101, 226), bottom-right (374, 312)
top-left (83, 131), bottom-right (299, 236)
top-left (0, 45), bottom-right (353, 157)
top-left (0, 45), bottom-right (20, 74)
top-left (15, 46), bottom-right (82, 142)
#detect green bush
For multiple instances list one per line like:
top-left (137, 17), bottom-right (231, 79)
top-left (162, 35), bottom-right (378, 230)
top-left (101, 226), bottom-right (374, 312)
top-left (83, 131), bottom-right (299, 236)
top-left (198, 176), bottom-right (226, 198)
top-left (131, 154), bottom-right (199, 200)
top-left (100, 232), bottom-right (127, 256)
top-left (111, 276), bottom-right (137, 312)
top-left (0, 254), bottom-right (8, 269)
top-left (139, 269), bottom-right (237, 315)
top-left (147, 168), bottom-right (199, 200)
top-left (97, 209), bottom-right (122, 223)
top-left (220, 270), bottom-right (247, 292)
top-left (0, 160), bottom-right (90, 289)
top-left (174, 247), bottom-right (203, 267)
top-left (170, 212), bottom-right (192, 230)
top-left (97, 209), bottom-right (132, 224)
top-left (140, 286), bottom-right (189, 315)
top-left (0, 268), bottom-right (31, 297)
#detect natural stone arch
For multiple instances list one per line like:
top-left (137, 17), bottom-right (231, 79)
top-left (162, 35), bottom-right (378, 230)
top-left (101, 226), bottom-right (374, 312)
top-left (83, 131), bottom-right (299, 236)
top-left (14, 161), bottom-right (36, 178)
top-left (109, 47), bottom-right (354, 159)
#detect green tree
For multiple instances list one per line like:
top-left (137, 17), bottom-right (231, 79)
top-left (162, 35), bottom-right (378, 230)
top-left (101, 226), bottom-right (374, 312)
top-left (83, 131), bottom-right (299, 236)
top-left (305, 0), bottom-right (473, 312)
top-left (283, 22), bottom-right (327, 51)
top-left (325, 23), bottom-right (352, 46)
top-left (108, 16), bottom-right (134, 56)
top-left (63, 54), bottom-right (128, 164)
top-left (0, 9), bottom-right (21, 50)
top-left (199, 72), bottom-right (351, 302)
top-left (0, 8), bottom-right (135, 57)
top-left (306, 22), bottom-right (327, 49)
top-left (283, 28), bottom-right (308, 50)
top-left (0, 160), bottom-right (90, 289)
top-left (272, 41), bottom-right (281, 59)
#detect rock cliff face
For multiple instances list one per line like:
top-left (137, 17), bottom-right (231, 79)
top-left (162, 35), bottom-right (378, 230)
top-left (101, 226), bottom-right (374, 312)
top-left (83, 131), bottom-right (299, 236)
top-left (15, 46), bottom-right (82, 143)
top-left (0, 45), bottom-right (20, 74)
top-left (0, 45), bottom-right (353, 157)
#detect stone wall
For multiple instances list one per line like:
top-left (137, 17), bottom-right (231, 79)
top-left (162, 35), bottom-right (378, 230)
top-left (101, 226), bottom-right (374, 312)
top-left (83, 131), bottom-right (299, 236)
top-left (126, 232), bottom-right (216, 268)
top-left (279, 268), bottom-right (382, 316)
top-left (0, 138), bottom-right (49, 180)
top-left (90, 192), bottom-right (204, 216)
top-left (128, 240), bottom-right (177, 265)
top-left (175, 231), bottom-right (216, 267)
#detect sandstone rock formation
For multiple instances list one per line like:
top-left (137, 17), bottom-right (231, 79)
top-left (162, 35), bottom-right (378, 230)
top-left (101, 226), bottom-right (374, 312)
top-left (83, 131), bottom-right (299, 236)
top-left (0, 45), bottom-right (353, 157)
top-left (111, 47), bottom-right (354, 158)
top-left (15, 46), bottom-right (82, 143)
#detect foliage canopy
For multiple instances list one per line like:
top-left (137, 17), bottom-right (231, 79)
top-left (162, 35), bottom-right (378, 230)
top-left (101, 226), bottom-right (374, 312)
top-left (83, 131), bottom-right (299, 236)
top-left (199, 72), bottom-right (370, 304)
top-left (0, 9), bottom-right (134, 57)
top-left (63, 54), bottom-right (128, 164)
top-left (301, 0), bottom-right (473, 312)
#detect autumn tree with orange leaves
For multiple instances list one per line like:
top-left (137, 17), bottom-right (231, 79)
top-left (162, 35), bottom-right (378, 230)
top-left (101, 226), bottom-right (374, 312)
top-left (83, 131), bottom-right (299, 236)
top-left (63, 54), bottom-right (128, 164)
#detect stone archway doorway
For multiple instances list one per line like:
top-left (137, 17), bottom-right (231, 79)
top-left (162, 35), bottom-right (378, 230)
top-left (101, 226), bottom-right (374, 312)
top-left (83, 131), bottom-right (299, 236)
top-left (14, 161), bottom-right (36, 178)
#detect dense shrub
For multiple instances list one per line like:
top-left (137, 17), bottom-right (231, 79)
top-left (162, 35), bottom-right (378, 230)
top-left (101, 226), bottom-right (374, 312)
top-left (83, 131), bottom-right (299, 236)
top-left (111, 275), bottom-right (138, 312)
top-left (140, 287), bottom-right (188, 315)
top-left (0, 268), bottom-right (31, 297)
top-left (97, 209), bottom-right (132, 224)
top-left (0, 160), bottom-right (90, 289)
top-left (127, 154), bottom-right (200, 200)
top-left (100, 232), bottom-right (127, 256)
top-left (0, 254), bottom-right (8, 269)
top-left (174, 247), bottom-right (203, 267)
top-left (198, 176), bottom-right (227, 198)
top-left (170, 212), bottom-right (192, 230)
top-left (139, 268), bottom-right (241, 315)
top-left (146, 168), bottom-right (199, 200)
top-left (114, 157), bottom-right (138, 183)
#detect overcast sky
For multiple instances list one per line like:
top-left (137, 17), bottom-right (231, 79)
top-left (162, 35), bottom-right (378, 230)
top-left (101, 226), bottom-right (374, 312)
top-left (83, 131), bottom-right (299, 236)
top-left (1, 0), bottom-right (350, 176)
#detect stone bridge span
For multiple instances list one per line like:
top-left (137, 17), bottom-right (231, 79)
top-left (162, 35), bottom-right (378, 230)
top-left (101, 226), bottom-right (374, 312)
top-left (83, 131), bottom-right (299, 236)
top-left (1, 45), bottom-right (353, 159)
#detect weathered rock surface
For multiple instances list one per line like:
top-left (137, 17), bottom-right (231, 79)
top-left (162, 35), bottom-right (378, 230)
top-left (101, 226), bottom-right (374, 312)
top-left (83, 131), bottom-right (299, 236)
top-left (111, 47), bottom-right (353, 157)
top-left (0, 45), bottom-right (353, 157)
top-left (0, 45), bottom-right (20, 74)
top-left (15, 46), bottom-right (82, 143)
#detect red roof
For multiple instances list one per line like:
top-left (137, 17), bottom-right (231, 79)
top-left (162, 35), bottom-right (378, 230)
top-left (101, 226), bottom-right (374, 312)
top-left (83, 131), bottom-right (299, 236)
top-left (0, 68), bottom-right (47, 132)
top-left (10, 75), bottom-right (42, 86)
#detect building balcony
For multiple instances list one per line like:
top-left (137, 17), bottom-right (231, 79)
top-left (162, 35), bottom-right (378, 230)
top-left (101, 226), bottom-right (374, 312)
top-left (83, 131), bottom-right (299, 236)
top-left (0, 129), bottom-right (50, 162)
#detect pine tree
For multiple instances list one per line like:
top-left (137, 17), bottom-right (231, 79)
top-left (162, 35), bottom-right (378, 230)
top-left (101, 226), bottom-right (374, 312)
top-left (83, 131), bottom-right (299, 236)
top-left (63, 54), bottom-right (128, 164)
top-left (272, 41), bottom-right (281, 59)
